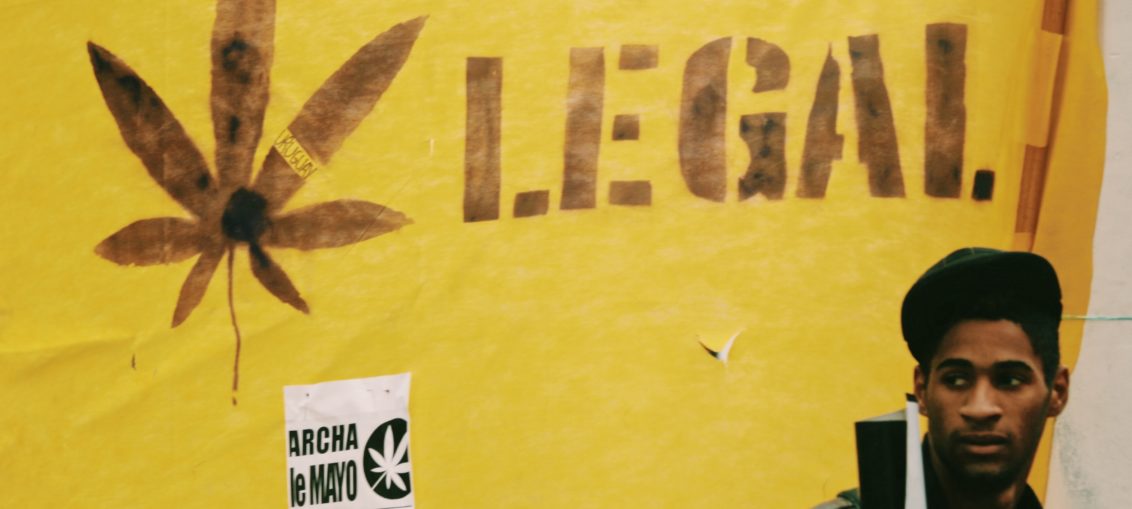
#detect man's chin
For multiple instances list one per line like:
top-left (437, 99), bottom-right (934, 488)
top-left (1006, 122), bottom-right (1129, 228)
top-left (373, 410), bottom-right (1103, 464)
top-left (954, 463), bottom-right (1017, 492)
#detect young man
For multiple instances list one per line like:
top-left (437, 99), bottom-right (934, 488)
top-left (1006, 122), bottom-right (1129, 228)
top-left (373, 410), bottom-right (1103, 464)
top-left (817, 247), bottom-right (1070, 509)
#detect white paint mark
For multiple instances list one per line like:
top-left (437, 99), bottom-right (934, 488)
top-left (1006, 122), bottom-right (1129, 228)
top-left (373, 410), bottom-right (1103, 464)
top-left (700, 329), bottom-right (744, 364)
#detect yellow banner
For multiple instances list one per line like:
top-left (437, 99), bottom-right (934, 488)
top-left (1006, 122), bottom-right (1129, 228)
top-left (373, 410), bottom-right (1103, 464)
top-left (0, 0), bottom-right (1104, 506)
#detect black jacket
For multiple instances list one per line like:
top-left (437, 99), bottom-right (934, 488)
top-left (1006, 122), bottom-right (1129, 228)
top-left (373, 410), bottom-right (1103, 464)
top-left (813, 441), bottom-right (1043, 509)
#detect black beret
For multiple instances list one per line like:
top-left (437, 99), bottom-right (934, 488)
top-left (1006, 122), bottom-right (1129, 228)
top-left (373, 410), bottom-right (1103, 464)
top-left (901, 247), bottom-right (1062, 364)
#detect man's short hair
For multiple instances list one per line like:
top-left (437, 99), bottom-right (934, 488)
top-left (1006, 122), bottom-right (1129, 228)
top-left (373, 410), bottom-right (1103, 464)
top-left (922, 293), bottom-right (1061, 382)
top-left (901, 247), bottom-right (1062, 383)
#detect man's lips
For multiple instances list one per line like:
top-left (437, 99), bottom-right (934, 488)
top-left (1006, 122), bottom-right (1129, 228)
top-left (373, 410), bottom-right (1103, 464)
top-left (958, 433), bottom-right (1009, 455)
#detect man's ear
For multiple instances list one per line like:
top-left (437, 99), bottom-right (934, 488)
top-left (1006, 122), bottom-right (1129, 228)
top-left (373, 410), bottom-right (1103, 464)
top-left (914, 365), bottom-right (928, 416)
top-left (1048, 366), bottom-right (1070, 417)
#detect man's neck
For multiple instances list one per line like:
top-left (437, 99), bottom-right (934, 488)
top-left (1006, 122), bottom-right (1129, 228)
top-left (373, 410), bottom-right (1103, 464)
top-left (926, 445), bottom-right (1033, 509)
top-left (937, 480), bottom-right (1028, 509)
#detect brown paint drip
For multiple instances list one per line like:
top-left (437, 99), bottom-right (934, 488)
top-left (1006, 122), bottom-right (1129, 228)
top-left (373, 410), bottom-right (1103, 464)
top-left (797, 48), bottom-right (843, 199)
top-left (609, 180), bottom-right (652, 206)
top-left (612, 114), bottom-right (639, 140)
top-left (226, 247), bottom-right (242, 406)
top-left (679, 38), bottom-right (730, 202)
top-left (848, 34), bottom-right (905, 197)
top-left (746, 38), bottom-right (789, 92)
top-left (263, 200), bottom-right (410, 249)
top-left (513, 190), bottom-right (550, 217)
top-left (211, 0), bottom-right (275, 191)
top-left (561, 47), bottom-right (605, 210)
top-left (96, 218), bottom-right (203, 266)
top-left (464, 57), bottom-right (502, 222)
top-left (738, 113), bottom-right (786, 200)
top-left (619, 44), bottom-right (658, 70)
top-left (924, 23), bottom-right (967, 198)
top-left (87, 43), bottom-right (217, 217)
top-left (253, 16), bottom-right (426, 211)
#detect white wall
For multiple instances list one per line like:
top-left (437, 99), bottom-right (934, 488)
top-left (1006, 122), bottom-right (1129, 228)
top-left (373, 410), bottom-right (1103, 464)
top-left (1046, 1), bottom-right (1132, 506)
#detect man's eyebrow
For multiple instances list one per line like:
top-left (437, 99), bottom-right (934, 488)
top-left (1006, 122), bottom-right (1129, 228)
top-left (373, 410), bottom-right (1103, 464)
top-left (933, 359), bottom-right (1038, 373)
top-left (993, 360), bottom-right (1037, 373)
top-left (934, 358), bottom-right (974, 370)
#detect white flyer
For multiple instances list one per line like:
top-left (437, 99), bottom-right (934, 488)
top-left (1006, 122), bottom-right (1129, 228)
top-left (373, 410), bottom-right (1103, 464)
top-left (284, 373), bottom-right (414, 509)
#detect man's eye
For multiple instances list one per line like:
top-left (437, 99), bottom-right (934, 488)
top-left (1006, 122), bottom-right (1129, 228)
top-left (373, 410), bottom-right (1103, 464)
top-left (941, 374), bottom-right (970, 387)
top-left (996, 374), bottom-right (1028, 388)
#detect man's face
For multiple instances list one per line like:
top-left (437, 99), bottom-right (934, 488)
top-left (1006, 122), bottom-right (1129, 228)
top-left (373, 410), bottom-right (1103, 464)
top-left (914, 319), bottom-right (1069, 491)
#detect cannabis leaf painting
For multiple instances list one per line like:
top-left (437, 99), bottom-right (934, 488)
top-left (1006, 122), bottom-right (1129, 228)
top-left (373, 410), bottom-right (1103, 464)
top-left (364, 419), bottom-right (412, 499)
top-left (89, 0), bottom-right (424, 404)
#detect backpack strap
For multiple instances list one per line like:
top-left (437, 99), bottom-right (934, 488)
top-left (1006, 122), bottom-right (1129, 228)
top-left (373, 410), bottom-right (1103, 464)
top-left (811, 488), bottom-right (861, 509)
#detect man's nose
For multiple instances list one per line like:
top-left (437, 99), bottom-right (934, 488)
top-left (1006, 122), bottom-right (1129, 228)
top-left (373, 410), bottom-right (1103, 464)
top-left (960, 380), bottom-right (1003, 422)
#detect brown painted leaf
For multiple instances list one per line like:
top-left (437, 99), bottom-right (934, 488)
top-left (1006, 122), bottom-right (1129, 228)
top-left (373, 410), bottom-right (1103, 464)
top-left (262, 200), bottom-right (410, 250)
top-left (253, 151), bottom-right (304, 216)
top-left (253, 16), bottom-right (426, 211)
top-left (211, 0), bottom-right (275, 190)
top-left (172, 242), bottom-right (226, 326)
top-left (95, 217), bottom-right (203, 266)
top-left (87, 42), bottom-right (217, 217)
top-left (248, 245), bottom-right (309, 313)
